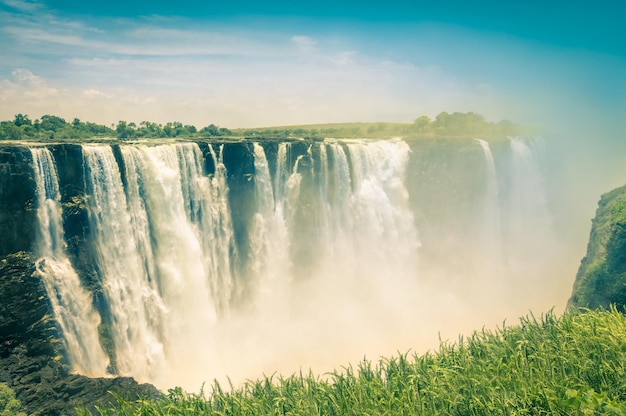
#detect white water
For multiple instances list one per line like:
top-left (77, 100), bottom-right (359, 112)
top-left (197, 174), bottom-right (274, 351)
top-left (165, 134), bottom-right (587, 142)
top-left (233, 140), bottom-right (422, 381)
top-left (505, 137), bottom-right (554, 276)
top-left (82, 143), bottom-right (240, 388)
top-left (249, 143), bottom-right (291, 315)
top-left (476, 139), bottom-right (503, 269)
top-left (30, 147), bottom-right (109, 376)
top-left (30, 137), bottom-right (559, 390)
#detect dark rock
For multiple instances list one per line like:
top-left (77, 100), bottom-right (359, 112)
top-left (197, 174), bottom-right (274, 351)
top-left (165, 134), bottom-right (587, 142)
top-left (0, 251), bottom-right (160, 415)
top-left (0, 252), bottom-right (58, 359)
top-left (0, 147), bottom-right (37, 258)
top-left (220, 142), bottom-right (256, 294)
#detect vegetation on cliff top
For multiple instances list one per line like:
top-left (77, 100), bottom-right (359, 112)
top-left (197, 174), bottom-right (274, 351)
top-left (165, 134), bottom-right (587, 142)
top-left (0, 112), bottom-right (523, 141)
top-left (79, 308), bottom-right (626, 415)
top-left (235, 112), bottom-right (524, 139)
top-left (0, 114), bottom-right (232, 141)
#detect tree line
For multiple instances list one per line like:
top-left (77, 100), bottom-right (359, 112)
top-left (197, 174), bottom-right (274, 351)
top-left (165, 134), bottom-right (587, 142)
top-left (1, 112), bottom-right (522, 141)
top-left (0, 114), bottom-right (232, 140)
top-left (239, 112), bottom-right (522, 139)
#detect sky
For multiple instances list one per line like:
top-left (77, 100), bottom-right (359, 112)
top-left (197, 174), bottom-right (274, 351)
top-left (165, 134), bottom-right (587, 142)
top-left (0, 0), bottom-right (625, 129)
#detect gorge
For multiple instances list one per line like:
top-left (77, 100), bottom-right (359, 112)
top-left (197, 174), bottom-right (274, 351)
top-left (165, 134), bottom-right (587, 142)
top-left (1, 136), bottom-right (570, 412)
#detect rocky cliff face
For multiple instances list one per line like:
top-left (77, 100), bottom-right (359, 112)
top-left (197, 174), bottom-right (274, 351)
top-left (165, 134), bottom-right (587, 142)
top-left (0, 143), bottom-right (182, 415)
top-left (569, 184), bottom-right (626, 309)
top-left (0, 252), bottom-right (159, 416)
top-left (0, 147), bottom-right (37, 258)
top-left (0, 140), bottom-right (263, 414)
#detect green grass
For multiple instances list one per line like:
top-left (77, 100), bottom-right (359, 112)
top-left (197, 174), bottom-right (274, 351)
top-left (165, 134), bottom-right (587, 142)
top-left (77, 308), bottom-right (626, 415)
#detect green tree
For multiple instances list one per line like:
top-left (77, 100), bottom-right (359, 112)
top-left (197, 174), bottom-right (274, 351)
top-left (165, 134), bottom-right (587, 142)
top-left (200, 124), bottom-right (219, 136)
top-left (0, 383), bottom-right (26, 416)
top-left (0, 122), bottom-right (22, 140)
top-left (115, 120), bottom-right (135, 139)
top-left (13, 114), bottom-right (31, 127)
top-left (412, 115), bottom-right (431, 132)
top-left (137, 121), bottom-right (162, 137)
top-left (39, 115), bottom-right (67, 131)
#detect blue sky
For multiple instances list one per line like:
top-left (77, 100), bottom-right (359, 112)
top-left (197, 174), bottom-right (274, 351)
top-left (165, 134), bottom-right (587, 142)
top-left (0, 0), bottom-right (624, 128)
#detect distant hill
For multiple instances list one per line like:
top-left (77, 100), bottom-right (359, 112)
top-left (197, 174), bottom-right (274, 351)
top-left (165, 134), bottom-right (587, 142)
top-left (234, 112), bottom-right (525, 139)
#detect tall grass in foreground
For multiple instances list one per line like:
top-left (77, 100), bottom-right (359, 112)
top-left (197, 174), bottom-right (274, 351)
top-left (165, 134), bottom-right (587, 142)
top-left (78, 308), bottom-right (626, 415)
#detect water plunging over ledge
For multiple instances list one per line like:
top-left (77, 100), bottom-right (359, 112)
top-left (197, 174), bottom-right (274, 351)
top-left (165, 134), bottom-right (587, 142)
top-left (22, 137), bottom-right (557, 389)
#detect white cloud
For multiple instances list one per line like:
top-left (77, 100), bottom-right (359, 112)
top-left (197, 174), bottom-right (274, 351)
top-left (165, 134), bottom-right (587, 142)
top-left (291, 35), bottom-right (317, 52)
top-left (1, 0), bottom-right (42, 13)
top-left (1, 68), bottom-right (59, 98)
top-left (3, 25), bottom-right (85, 46)
top-left (330, 50), bottom-right (357, 66)
top-left (82, 89), bottom-right (113, 99)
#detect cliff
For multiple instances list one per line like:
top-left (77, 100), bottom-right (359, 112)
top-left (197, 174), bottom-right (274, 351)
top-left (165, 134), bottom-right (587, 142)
top-left (0, 137), bottom-right (548, 413)
top-left (0, 140), bottom-right (266, 414)
top-left (0, 252), bottom-right (159, 416)
top-left (569, 184), bottom-right (626, 309)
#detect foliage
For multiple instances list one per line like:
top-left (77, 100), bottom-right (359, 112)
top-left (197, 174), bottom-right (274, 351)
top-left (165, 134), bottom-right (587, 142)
top-left (78, 308), bottom-right (626, 415)
top-left (235, 112), bottom-right (524, 139)
top-left (0, 115), bottom-right (231, 140)
top-left (0, 114), bottom-right (115, 140)
top-left (0, 383), bottom-right (26, 416)
top-left (0, 112), bottom-right (521, 141)
top-left (570, 185), bottom-right (626, 309)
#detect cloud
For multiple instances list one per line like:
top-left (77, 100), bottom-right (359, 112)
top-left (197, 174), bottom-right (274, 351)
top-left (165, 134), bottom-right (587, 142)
top-left (82, 88), bottom-right (113, 99)
top-left (330, 50), bottom-right (357, 66)
top-left (0, 68), bottom-right (59, 98)
top-left (3, 25), bottom-right (85, 46)
top-left (291, 35), bottom-right (317, 52)
top-left (1, 0), bottom-right (42, 13)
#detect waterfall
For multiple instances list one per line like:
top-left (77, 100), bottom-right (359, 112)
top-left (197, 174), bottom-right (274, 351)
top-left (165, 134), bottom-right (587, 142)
top-left (18, 136), bottom-right (558, 390)
top-left (82, 143), bottom-right (237, 387)
top-left (245, 139), bottom-right (419, 335)
top-left (316, 142), bottom-right (354, 270)
top-left (30, 147), bottom-right (109, 376)
top-left (83, 144), bottom-right (169, 382)
top-left (344, 139), bottom-right (418, 276)
top-left (505, 137), bottom-right (553, 265)
top-left (249, 143), bottom-right (290, 313)
top-left (476, 139), bottom-right (502, 261)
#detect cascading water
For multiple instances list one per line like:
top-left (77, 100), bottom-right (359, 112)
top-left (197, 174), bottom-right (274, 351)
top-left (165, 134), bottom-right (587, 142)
top-left (30, 147), bottom-right (108, 376)
top-left (504, 137), bottom-right (554, 273)
top-left (476, 139), bottom-right (502, 267)
top-left (20, 137), bottom-right (558, 390)
top-left (82, 144), bottom-right (169, 382)
top-left (249, 143), bottom-right (290, 314)
top-left (82, 143), bottom-right (238, 387)
top-left (344, 140), bottom-right (418, 274)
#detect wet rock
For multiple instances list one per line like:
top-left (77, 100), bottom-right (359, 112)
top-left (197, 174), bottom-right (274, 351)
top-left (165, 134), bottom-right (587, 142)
top-left (0, 251), bottom-right (160, 415)
top-left (0, 147), bottom-right (37, 258)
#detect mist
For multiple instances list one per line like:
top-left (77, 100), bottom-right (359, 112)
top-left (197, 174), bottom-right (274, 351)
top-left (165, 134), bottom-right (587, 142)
top-left (27, 136), bottom-right (601, 393)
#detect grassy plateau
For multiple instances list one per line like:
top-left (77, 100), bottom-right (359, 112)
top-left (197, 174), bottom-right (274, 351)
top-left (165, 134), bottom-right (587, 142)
top-left (77, 308), bottom-right (626, 415)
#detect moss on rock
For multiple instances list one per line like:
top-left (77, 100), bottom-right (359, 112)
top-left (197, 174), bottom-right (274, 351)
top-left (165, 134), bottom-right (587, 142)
top-left (569, 185), bottom-right (626, 309)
